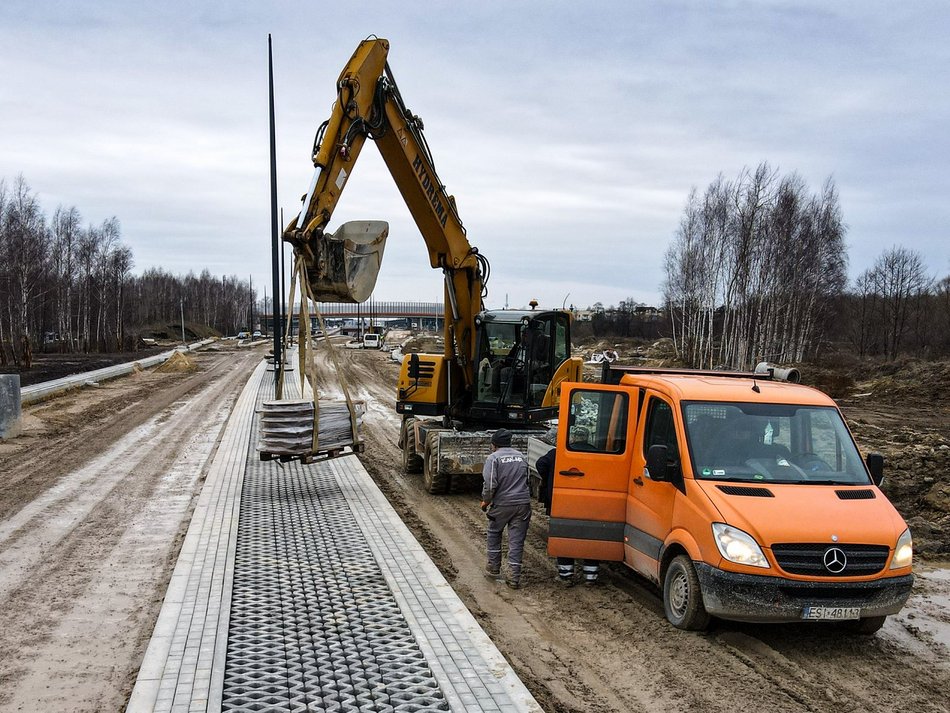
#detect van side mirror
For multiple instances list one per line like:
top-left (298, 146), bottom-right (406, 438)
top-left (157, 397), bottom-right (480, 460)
top-left (866, 453), bottom-right (885, 487)
top-left (647, 444), bottom-right (669, 482)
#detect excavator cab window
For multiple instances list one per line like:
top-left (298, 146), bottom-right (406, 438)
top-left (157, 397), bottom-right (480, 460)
top-left (474, 313), bottom-right (563, 408)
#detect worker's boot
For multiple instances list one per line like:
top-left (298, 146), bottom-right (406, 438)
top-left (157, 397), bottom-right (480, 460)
top-left (485, 564), bottom-right (501, 580)
top-left (507, 558), bottom-right (523, 589)
top-left (557, 558), bottom-right (576, 587)
top-left (582, 561), bottom-right (600, 586)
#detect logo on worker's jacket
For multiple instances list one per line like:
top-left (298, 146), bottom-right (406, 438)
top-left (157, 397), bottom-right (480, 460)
top-left (498, 456), bottom-right (524, 465)
top-left (822, 547), bottom-right (848, 574)
top-left (412, 153), bottom-right (449, 228)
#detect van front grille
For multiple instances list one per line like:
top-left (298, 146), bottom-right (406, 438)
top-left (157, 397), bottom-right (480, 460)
top-left (771, 543), bottom-right (889, 577)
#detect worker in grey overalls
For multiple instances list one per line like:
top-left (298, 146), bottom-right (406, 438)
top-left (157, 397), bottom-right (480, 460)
top-left (480, 429), bottom-right (532, 589)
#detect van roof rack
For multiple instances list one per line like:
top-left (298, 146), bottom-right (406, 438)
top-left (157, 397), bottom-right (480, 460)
top-left (601, 363), bottom-right (765, 385)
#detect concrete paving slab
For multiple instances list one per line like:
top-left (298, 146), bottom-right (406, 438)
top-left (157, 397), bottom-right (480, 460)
top-left (128, 358), bottom-right (540, 712)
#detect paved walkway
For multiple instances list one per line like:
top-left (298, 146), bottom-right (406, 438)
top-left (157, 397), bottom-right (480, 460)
top-left (127, 360), bottom-right (540, 712)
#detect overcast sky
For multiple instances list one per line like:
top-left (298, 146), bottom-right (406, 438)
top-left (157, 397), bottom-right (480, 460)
top-left (1, 1), bottom-right (947, 310)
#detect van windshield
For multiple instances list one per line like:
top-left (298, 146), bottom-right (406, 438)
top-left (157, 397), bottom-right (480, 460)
top-left (683, 402), bottom-right (870, 485)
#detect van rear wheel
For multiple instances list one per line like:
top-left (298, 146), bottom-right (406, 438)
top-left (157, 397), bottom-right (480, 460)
top-left (663, 555), bottom-right (710, 631)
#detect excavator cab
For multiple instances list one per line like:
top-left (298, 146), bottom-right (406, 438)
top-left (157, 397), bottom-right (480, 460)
top-left (470, 310), bottom-right (572, 423)
top-left (303, 220), bottom-right (389, 303)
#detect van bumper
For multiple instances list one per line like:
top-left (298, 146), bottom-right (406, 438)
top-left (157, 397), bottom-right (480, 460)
top-left (694, 563), bottom-right (914, 623)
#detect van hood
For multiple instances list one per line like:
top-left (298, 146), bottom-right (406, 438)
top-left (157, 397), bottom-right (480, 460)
top-left (696, 481), bottom-right (907, 547)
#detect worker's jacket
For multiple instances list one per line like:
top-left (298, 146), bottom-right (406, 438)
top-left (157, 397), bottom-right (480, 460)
top-left (481, 446), bottom-right (530, 507)
top-left (536, 447), bottom-right (556, 515)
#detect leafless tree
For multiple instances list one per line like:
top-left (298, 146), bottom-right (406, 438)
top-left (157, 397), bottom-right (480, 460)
top-left (664, 163), bottom-right (847, 369)
top-left (51, 205), bottom-right (82, 350)
top-left (0, 173), bottom-right (258, 360)
top-left (854, 247), bottom-right (933, 359)
top-left (0, 175), bottom-right (49, 366)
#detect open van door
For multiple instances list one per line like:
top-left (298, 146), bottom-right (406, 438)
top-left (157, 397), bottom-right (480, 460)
top-left (548, 383), bottom-right (638, 562)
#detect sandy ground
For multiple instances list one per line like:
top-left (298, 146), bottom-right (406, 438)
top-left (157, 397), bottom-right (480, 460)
top-left (0, 343), bottom-right (264, 712)
top-left (330, 346), bottom-right (950, 713)
top-left (0, 341), bottom-right (948, 712)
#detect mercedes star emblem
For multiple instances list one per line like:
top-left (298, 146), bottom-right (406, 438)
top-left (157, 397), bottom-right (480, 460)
top-left (823, 546), bottom-right (848, 573)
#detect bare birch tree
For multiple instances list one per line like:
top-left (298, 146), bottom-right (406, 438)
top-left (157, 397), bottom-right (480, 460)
top-left (663, 163), bottom-right (846, 368)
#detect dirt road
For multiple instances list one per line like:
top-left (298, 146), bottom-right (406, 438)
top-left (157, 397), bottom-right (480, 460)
top-left (1, 341), bottom-right (948, 712)
top-left (0, 344), bottom-right (262, 712)
top-left (326, 346), bottom-right (950, 713)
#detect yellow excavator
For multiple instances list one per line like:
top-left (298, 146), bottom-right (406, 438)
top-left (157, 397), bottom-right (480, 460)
top-left (282, 37), bottom-right (582, 492)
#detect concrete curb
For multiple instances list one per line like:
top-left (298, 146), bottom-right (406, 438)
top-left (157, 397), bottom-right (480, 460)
top-left (20, 339), bottom-right (217, 406)
top-left (0, 374), bottom-right (21, 439)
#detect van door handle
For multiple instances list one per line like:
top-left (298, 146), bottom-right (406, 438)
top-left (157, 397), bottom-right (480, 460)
top-left (633, 476), bottom-right (644, 486)
top-left (559, 468), bottom-right (585, 477)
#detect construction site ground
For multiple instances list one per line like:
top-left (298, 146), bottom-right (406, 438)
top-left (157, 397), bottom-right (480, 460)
top-left (1, 341), bottom-right (949, 712)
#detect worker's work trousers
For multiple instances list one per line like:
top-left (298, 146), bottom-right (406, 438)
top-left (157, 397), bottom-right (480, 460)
top-left (486, 503), bottom-right (532, 582)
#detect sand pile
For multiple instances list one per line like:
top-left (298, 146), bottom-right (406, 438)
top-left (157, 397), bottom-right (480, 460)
top-left (156, 351), bottom-right (197, 373)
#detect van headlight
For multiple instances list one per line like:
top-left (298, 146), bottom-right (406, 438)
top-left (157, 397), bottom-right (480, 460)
top-left (890, 528), bottom-right (913, 569)
top-left (712, 523), bottom-right (770, 568)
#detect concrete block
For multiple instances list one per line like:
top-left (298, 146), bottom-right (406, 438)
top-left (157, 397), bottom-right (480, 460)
top-left (0, 374), bottom-right (21, 439)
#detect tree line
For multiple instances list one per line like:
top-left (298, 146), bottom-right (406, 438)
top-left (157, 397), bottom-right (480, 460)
top-left (660, 162), bottom-right (948, 368)
top-left (0, 175), bottom-right (257, 367)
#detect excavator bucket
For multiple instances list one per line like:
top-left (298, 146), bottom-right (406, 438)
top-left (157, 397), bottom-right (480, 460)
top-left (305, 220), bottom-right (388, 303)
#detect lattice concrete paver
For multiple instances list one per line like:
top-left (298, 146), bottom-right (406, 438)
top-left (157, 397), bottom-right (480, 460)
top-left (128, 360), bottom-right (540, 712)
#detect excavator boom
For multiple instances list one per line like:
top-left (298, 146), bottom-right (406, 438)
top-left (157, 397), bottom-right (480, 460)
top-left (283, 39), bottom-right (583, 488)
top-left (283, 38), bottom-right (483, 374)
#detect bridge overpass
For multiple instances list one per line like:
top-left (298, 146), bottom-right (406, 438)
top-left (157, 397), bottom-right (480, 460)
top-left (261, 301), bottom-right (445, 335)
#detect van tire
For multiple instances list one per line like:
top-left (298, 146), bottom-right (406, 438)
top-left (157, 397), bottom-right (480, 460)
top-left (663, 556), bottom-right (710, 631)
top-left (847, 616), bottom-right (886, 634)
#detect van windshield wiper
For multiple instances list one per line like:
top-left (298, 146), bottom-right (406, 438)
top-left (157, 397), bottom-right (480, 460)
top-left (700, 476), bottom-right (763, 483)
top-left (803, 479), bottom-right (867, 486)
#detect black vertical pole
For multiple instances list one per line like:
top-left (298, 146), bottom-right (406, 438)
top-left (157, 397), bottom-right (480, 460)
top-left (268, 34), bottom-right (282, 378)
top-left (280, 207), bottom-right (286, 342)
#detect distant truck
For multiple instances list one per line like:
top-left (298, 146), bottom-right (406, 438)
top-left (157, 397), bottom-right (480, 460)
top-left (545, 364), bottom-right (913, 633)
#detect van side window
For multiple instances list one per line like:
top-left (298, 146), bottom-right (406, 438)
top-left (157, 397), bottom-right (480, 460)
top-left (567, 390), bottom-right (629, 454)
top-left (645, 398), bottom-right (679, 462)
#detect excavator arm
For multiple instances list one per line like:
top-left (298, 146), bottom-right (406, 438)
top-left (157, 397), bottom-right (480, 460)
top-left (282, 37), bottom-right (486, 384)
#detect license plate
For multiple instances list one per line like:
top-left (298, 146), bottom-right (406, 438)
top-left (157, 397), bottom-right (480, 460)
top-left (802, 606), bottom-right (861, 621)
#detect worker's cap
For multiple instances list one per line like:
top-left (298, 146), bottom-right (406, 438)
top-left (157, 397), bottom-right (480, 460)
top-left (491, 429), bottom-right (513, 447)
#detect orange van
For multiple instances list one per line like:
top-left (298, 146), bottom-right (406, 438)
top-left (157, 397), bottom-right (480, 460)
top-left (547, 366), bottom-right (914, 632)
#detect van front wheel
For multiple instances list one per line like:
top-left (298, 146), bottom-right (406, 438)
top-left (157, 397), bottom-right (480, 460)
top-left (663, 556), bottom-right (710, 631)
top-left (847, 616), bottom-right (886, 635)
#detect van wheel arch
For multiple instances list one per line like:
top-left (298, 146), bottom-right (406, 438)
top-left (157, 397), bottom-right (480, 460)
top-left (662, 552), bottom-right (711, 631)
top-left (659, 543), bottom-right (689, 583)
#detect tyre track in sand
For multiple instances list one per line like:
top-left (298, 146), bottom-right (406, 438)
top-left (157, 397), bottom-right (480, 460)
top-left (0, 347), bottom-right (262, 713)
